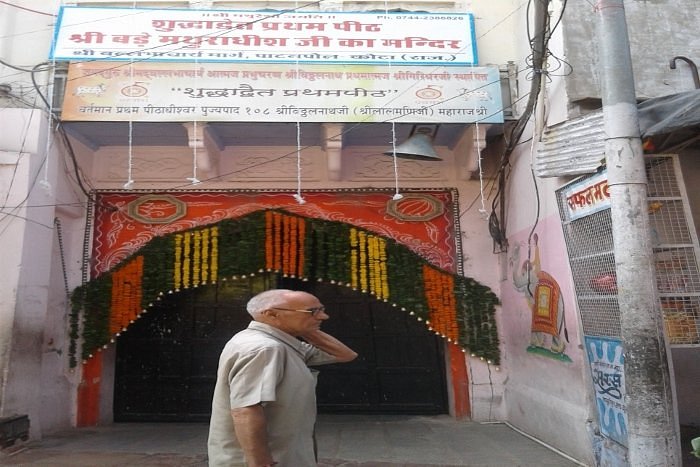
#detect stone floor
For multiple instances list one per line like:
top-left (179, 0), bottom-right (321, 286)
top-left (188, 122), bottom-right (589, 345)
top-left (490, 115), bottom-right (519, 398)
top-left (0, 414), bottom-right (588, 466)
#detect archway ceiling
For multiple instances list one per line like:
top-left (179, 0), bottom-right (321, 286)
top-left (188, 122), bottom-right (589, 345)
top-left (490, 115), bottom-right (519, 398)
top-left (62, 121), bottom-right (503, 152)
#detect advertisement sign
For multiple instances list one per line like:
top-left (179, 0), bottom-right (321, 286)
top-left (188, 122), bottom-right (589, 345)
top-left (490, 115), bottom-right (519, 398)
top-left (61, 62), bottom-right (504, 123)
top-left (584, 336), bottom-right (628, 446)
top-left (50, 7), bottom-right (477, 66)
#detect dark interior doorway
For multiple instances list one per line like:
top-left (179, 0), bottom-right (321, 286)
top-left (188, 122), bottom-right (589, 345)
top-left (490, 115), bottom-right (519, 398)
top-left (114, 276), bottom-right (447, 421)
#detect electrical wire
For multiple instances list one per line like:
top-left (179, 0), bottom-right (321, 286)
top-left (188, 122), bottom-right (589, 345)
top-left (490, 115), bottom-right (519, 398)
top-left (487, 0), bottom-right (556, 252)
top-left (0, 1), bottom-right (55, 17)
top-left (2, 3), bottom-right (545, 217)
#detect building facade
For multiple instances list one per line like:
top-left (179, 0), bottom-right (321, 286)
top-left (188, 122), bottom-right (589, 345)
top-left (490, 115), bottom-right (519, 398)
top-left (0, 0), bottom-right (698, 465)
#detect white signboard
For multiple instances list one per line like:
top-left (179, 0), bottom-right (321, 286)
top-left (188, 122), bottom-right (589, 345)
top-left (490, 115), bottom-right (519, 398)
top-left (50, 7), bottom-right (477, 66)
top-left (61, 62), bottom-right (504, 123)
top-left (562, 170), bottom-right (610, 221)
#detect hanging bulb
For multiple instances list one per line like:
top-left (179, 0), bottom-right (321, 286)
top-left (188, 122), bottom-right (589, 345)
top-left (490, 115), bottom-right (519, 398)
top-left (123, 179), bottom-right (134, 189)
top-left (293, 193), bottom-right (306, 204)
top-left (187, 177), bottom-right (201, 185)
top-left (392, 192), bottom-right (403, 200)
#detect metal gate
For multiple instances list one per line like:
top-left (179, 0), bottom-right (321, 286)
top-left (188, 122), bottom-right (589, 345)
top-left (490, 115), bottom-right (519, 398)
top-left (114, 277), bottom-right (447, 421)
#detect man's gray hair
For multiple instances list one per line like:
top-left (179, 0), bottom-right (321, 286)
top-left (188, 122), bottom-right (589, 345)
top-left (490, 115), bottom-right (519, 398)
top-left (246, 289), bottom-right (295, 317)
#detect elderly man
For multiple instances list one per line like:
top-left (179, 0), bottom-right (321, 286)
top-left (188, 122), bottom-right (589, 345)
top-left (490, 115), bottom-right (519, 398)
top-left (208, 288), bottom-right (358, 467)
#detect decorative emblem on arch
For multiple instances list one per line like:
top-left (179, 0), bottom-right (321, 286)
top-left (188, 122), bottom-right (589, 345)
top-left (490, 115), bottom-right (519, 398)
top-left (70, 209), bottom-right (500, 368)
top-left (126, 195), bottom-right (187, 224)
top-left (386, 193), bottom-right (445, 222)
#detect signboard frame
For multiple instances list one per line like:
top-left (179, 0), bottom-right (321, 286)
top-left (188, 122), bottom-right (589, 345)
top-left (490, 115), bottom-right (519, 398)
top-left (50, 6), bottom-right (478, 66)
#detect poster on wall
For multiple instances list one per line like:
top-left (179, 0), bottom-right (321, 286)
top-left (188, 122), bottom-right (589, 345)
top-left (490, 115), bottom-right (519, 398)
top-left (60, 62), bottom-right (503, 123)
top-left (584, 335), bottom-right (628, 446)
top-left (50, 7), bottom-right (477, 66)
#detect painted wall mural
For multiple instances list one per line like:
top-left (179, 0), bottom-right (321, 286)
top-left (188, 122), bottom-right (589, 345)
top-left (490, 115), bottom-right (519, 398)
top-left (509, 231), bottom-right (571, 362)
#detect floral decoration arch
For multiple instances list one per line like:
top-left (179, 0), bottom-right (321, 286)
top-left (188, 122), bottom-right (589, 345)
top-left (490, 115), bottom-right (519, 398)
top-left (70, 209), bottom-right (500, 367)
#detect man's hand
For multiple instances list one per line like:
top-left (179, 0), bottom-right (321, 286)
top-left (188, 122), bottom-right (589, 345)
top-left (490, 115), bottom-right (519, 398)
top-left (231, 404), bottom-right (275, 467)
top-left (300, 329), bottom-right (358, 362)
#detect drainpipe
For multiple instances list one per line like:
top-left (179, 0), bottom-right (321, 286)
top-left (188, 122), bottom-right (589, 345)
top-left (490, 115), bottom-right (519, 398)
top-left (596, 1), bottom-right (680, 465)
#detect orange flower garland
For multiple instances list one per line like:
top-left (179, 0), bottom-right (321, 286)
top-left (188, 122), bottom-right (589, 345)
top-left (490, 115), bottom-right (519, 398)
top-left (283, 212), bottom-right (291, 275)
top-left (296, 217), bottom-right (305, 277)
top-left (109, 256), bottom-right (144, 335)
top-left (265, 211), bottom-right (274, 270)
top-left (423, 264), bottom-right (459, 342)
top-left (273, 212), bottom-right (283, 271)
top-left (264, 211), bottom-right (307, 277)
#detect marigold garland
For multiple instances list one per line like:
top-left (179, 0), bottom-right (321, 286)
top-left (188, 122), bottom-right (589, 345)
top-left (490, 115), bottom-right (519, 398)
top-left (70, 208), bottom-right (500, 367)
top-left (283, 213), bottom-right (291, 274)
top-left (264, 211), bottom-right (307, 276)
top-left (193, 230), bottom-right (201, 286)
top-left (174, 234), bottom-right (182, 290)
top-left (201, 229), bottom-right (210, 283)
top-left (349, 228), bottom-right (359, 289)
top-left (423, 265), bottom-right (458, 342)
top-left (296, 218), bottom-right (305, 277)
top-left (182, 232), bottom-right (191, 288)
top-left (265, 211), bottom-right (274, 270)
top-left (289, 216), bottom-right (297, 276)
top-left (273, 212), bottom-right (283, 271)
top-left (358, 230), bottom-right (368, 290)
top-left (210, 226), bottom-right (219, 282)
top-left (109, 256), bottom-right (144, 335)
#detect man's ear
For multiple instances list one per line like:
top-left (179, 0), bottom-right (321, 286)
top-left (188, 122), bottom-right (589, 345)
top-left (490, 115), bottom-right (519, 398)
top-left (261, 309), bottom-right (277, 319)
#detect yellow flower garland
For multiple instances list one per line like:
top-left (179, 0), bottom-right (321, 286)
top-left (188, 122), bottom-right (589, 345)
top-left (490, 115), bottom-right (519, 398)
top-left (350, 228), bottom-right (359, 289)
top-left (182, 231), bottom-right (191, 288)
top-left (348, 228), bottom-right (389, 298)
top-left (210, 226), bottom-right (219, 282)
top-left (201, 228), bottom-right (210, 283)
top-left (193, 230), bottom-right (201, 286)
top-left (174, 234), bottom-right (182, 290)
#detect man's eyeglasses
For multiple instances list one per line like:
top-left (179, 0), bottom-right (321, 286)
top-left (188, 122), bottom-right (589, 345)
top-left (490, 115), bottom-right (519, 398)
top-left (271, 306), bottom-right (326, 317)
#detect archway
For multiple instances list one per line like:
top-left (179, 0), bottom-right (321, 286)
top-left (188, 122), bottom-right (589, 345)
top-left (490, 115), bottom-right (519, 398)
top-left (73, 192), bottom-right (499, 425)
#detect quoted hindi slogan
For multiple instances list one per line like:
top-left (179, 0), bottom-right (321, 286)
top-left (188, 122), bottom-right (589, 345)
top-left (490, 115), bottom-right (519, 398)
top-left (51, 7), bottom-right (477, 66)
top-left (61, 62), bottom-right (504, 123)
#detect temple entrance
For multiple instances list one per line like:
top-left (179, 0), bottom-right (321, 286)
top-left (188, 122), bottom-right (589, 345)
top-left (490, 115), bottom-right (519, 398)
top-left (113, 276), bottom-right (447, 422)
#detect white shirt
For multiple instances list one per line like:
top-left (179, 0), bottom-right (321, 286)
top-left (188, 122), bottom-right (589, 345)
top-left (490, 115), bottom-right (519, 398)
top-left (208, 321), bottom-right (337, 467)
